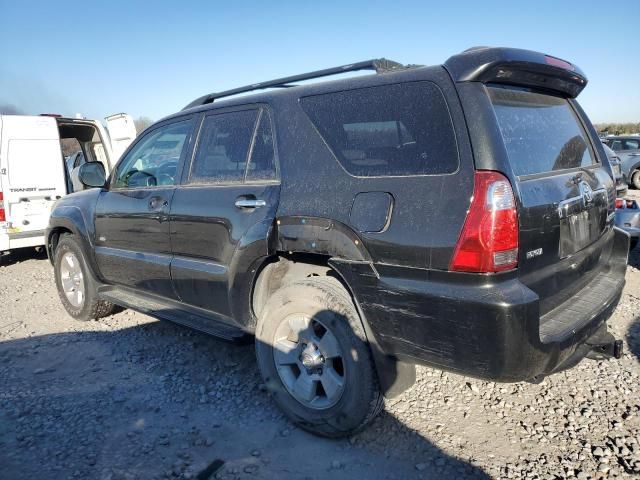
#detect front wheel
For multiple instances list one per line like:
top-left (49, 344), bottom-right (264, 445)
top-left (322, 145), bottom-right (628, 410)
top-left (631, 170), bottom-right (640, 190)
top-left (255, 276), bottom-right (383, 437)
top-left (54, 235), bottom-right (116, 321)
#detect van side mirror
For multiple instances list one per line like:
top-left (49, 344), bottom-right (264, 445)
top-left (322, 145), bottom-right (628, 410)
top-left (78, 162), bottom-right (106, 188)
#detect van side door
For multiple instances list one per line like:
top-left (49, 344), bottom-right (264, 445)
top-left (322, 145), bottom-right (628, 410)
top-left (169, 106), bottom-right (279, 319)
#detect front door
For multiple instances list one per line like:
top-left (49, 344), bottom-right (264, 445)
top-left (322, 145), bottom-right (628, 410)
top-left (94, 117), bottom-right (195, 298)
top-left (170, 107), bottom-right (280, 318)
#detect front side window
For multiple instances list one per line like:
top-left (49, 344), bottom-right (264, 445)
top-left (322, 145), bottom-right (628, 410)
top-left (623, 139), bottom-right (640, 150)
top-left (300, 82), bottom-right (459, 177)
top-left (489, 87), bottom-right (597, 176)
top-left (113, 120), bottom-right (192, 188)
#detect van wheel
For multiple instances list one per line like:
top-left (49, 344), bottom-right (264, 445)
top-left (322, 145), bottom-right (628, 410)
top-left (632, 170), bottom-right (640, 190)
top-left (255, 276), bottom-right (383, 437)
top-left (54, 235), bottom-right (116, 321)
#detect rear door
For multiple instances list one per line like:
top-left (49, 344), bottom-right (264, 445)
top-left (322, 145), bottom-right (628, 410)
top-left (488, 86), bottom-right (615, 315)
top-left (105, 113), bottom-right (137, 162)
top-left (0, 115), bottom-right (66, 238)
top-left (169, 106), bottom-right (279, 318)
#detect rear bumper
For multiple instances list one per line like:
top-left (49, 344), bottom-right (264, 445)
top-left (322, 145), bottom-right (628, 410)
top-left (333, 227), bottom-right (628, 382)
top-left (0, 230), bottom-right (46, 252)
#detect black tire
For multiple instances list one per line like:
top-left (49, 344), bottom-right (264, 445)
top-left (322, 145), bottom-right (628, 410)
top-left (630, 237), bottom-right (638, 251)
top-left (255, 276), bottom-right (383, 437)
top-left (54, 234), bottom-right (116, 321)
top-left (632, 170), bottom-right (640, 190)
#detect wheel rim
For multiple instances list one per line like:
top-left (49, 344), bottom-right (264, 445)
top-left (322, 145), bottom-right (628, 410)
top-left (59, 251), bottom-right (85, 308)
top-left (273, 314), bottom-right (346, 410)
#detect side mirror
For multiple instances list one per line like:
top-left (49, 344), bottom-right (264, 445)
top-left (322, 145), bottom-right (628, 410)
top-left (78, 162), bottom-right (106, 188)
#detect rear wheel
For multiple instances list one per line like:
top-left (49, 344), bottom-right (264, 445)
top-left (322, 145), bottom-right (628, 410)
top-left (255, 276), bottom-right (383, 437)
top-left (631, 238), bottom-right (638, 251)
top-left (631, 170), bottom-right (640, 190)
top-left (54, 235), bottom-right (116, 321)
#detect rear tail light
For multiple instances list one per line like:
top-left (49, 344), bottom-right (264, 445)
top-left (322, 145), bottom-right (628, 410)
top-left (450, 171), bottom-right (518, 273)
top-left (0, 191), bottom-right (5, 222)
top-left (615, 198), bottom-right (624, 209)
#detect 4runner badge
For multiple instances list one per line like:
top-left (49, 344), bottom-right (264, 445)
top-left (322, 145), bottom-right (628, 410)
top-left (526, 248), bottom-right (543, 259)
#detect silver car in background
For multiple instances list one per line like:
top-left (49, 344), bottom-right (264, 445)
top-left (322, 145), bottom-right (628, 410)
top-left (615, 198), bottom-right (640, 251)
top-left (603, 136), bottom-right (640, 189)
top-left (603, 143), bottom-right (628, 197)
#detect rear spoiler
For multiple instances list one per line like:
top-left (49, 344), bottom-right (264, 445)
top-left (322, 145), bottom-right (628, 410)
top-left (444, 47), bottom-right (587, 98)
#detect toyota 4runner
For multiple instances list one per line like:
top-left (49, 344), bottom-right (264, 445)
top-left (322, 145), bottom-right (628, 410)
top-left (46, 47), bottom-right (628, 437)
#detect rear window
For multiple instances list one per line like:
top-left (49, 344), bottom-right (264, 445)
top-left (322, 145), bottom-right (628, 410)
top-left (300, 82), bottom-right (459, 176)
top-left (489, 87), bottom-right (597, 176)
top-left (8, 139), bottom-right (63, 187)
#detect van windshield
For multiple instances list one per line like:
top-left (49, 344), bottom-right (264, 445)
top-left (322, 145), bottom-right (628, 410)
top-left (488, 87), bottom-right (596, 176)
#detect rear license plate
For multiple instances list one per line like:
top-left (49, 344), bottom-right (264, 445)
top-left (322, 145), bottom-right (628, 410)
top-left (559, 207), bottom-right (603, 258)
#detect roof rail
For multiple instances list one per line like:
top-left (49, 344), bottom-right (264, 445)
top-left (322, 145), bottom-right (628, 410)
top-left (183, 58), bottom-right (407, 110)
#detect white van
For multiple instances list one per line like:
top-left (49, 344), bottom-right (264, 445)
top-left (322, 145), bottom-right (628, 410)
top-left (0, 113), bottom-right (136, 255)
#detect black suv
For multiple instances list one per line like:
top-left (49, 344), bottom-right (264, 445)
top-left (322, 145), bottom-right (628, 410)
top-left (47, 47), bottom-right (628, 437)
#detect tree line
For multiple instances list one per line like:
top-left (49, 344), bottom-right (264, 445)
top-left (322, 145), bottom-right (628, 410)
top-left (594, 123), bottom-right (640, 135)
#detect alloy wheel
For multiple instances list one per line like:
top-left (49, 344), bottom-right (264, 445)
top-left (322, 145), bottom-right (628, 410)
top-left (59, 252), bottom-right (85, 308)
top-left (272, 314), bottom-right (346, 409)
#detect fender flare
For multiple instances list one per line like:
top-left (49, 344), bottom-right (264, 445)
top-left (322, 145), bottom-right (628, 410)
top-left (47, 205), bottom-right (99, 274)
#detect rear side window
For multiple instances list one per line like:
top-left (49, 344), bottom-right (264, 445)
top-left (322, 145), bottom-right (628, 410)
top-left (489, 87), bottom-right (597, 176)
top-left (246, 110), bottom-right (277, 182)
top-left (190, 110), bottom-right (258, 183)
top-left (300, 82), bottom-right (459, 176)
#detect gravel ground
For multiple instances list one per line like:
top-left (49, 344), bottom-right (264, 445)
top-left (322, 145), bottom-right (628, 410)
top-left (1, 197), bottom-right (640, 479)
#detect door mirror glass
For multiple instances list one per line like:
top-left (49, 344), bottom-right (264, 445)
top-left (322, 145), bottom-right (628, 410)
top-left (78, 161), bottom-right (106, 188)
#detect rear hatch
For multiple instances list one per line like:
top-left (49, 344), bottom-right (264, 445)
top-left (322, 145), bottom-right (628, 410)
top-left (488, 86), bottom-right (616, 331)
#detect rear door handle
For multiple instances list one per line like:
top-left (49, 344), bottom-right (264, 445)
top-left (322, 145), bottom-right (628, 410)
top-left (235, 198), bottom-right (266, 209)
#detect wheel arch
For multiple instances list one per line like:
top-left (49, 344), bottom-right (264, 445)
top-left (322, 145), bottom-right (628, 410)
top-left (228, 215), bottom-right (373, 331)
top-left (629, 162), bottom-right (640, 186)
top-left (47, 205), bottom-right (98, 275)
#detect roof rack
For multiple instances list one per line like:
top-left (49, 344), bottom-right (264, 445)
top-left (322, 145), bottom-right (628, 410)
top-left (183, 58), bottom-right (408, 110)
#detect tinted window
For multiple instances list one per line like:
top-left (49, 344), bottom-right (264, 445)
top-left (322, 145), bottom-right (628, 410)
top-left (489, 87), bottom-right (596, 176)
top-left (623, 139), bottom-right (640, 150)
top-left (301, 82), bottom-right (459, 176)
top-left (114, 120), bottom-right (191, 188)
top-left (190, 110), bottom-right (258, 183)
top-left (246, 110), bottom-right (277, 181)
